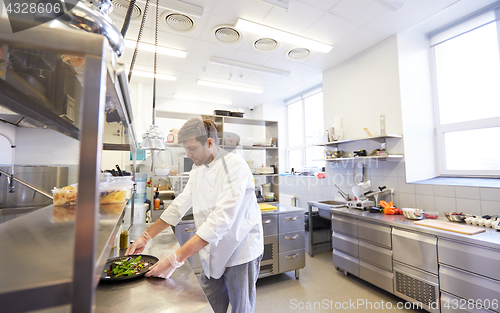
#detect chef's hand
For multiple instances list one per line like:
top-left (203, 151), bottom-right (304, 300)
top-left (125, 231), bottom-right (152, 255)
top-left (145, 251), bottom-right (184, 279)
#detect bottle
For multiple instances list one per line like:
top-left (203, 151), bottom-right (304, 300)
top-left (119, 230), bottom-right (129, 250)
top-left (380, 114), bottom-right (386, 136)
top-left (154, 191), bottom-right (160, 210)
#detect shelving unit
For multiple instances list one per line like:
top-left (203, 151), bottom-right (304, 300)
top-left (315, 134), bottom-right (403, 162)
top-left (155, 110), bottom-right (280, 201)
top-left (315, 155), bottom-right (404, 162)
top-left (0, 18), bottom-right (136, 313)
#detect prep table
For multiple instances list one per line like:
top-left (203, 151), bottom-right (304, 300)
top-left (96, 224), bottom-right (213, 313)
top-left (308, 200), bottom-right (500, 250)
top-left (0, 204), bottom-right (213, 313)
top-left (309, 200), bottom-right (500, 313)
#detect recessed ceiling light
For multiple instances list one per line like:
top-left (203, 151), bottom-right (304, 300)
top-left (287, 48), bottom-right (310, 60)
top-left (130, 69), bottom-right (176, 81)
top-left (174, 94), bottom-right (232, 105)
top-left (162, 11), bottom-right (196, 32)
top-left (234, 18), bottom-right (332, 53)
top-left (210, 57), bottom-right (289, 76)
top-left (197, 80), bottom-right (263, 94)
top-left (124, 40), bottom-right (187, 58)
top-left (213, 26), bottom-right (242, 44)
top-left (253, 38), bottom-right (278, 52)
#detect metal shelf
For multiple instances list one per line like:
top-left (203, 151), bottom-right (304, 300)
top-left (316, 134), bottom-right (402, 146)
top-left (315, 155), bottom-right (404, 162)
top-left (0, 203), bottom-right (126, 312)
top-left (0, 17), bottom-right (137, 313)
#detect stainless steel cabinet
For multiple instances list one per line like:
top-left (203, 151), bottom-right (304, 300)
top-left (359, 260), bottom-right (393, 293)
top-left (332, 214), bottom-right (357, 237)
top-left (439, 265), bottom-right (500, 313)
top-left (260, 208), bottom-right (305, 279)
top-left (393, 261), bottom-right (440, 313)
top-left (438, 239), bottom-right (500, 282)
top-left (358, 240), bottom-right (392, 271)
top-left (357, 220), bottom-right (391, 249)
top-left (441, 292), bottom-right (497, 313)
top-left (332, 231), bottom-right (359, 258)
top-left (174, 221), bottom-right (202, 274)
top-left (392, 228), bottom-right (438, 275)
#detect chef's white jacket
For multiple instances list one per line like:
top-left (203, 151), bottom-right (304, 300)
top-left (160, 149), bottom-right (264, 279)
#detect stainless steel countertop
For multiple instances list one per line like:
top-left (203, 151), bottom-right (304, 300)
top-left (309, 200), bottom-right (500, 250)
top-left (0, 203), bottom-right (124, 295)
top-left (95, 224), bottom-right (213, 313)
top-left (261, 203), bottom-right (306, 215)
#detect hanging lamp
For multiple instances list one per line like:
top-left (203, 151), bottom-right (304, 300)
top-left (129, 0), bottom-right (166, 150)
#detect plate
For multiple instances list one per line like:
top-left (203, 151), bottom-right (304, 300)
top-left (100, 254), bottom-right (159, 282)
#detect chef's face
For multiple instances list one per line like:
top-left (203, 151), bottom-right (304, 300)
top-left (183, 137), bottom-right (215, 166)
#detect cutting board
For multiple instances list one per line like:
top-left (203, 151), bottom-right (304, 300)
top-left (414, 219), bottom-right (486, 235)
top-left (259, 203), bottom-right (278, 211)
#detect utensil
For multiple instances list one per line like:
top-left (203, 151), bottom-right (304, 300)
top-left (115, 164), bottom-right (123, 176)
top-left (100, 254), bottom-right (159, 282)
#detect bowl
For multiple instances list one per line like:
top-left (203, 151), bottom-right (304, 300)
top-left (445, 212), bottom-right (466, 222)
top-left (402, 208), bottom-right (425, 220)
top-left (333, 151), bottom-right (344, 158)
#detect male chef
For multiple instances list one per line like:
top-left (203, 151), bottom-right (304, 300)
top-left (126, 117), bottom-right (264, 313)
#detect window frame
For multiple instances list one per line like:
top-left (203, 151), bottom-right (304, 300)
top-left (430, 5), bottom-right (500, 177)
top-left (285, 87), bottom-right (323, 172)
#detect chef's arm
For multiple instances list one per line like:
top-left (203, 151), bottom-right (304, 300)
top-left (175, 234), bottom-right (208, 263)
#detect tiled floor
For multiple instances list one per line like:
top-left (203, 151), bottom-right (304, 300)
top-left (255, 250), bottom-right (427, 313)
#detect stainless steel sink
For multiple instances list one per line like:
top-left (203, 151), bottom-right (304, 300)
top-left (317, 200), bottom-right (348, 207)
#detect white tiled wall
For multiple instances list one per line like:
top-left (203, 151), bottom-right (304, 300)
top-left (280, 160), bottom-right (500, 216)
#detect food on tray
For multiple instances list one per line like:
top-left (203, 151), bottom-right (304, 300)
top-left (52, 185), bottom-right (78, 206)
top-left (104, 256), bottom-right (148, 278)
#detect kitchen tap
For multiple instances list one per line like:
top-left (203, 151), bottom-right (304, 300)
top-left (0, 132), bottom-right (15, 193)
top-left (335, 184), bottom-right (351, 201)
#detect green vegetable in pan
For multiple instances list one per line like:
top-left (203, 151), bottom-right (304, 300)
top-left (105, 256), bottom-right (147, 277)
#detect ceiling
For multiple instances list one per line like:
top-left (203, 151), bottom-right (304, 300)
top-left (109, 0), bottom-right (460, 107)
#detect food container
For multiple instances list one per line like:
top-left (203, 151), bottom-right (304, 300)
top-left (230, 111), bottom-right (244, 117)
top-left (256, 167), bottom-right (274, 174)
top-left (214, 110), bottom-right (230, 116)
top-left (424, 211), bottom-right (439, 219)
top-left (52, 185), bottom-right (78, 206)
top-left (110, 176), bottom-right (134, 200)
top-left (264, 192), bottom-right (274, 201)
top-left (445, 212), bottom-right (466, 222)
top-left (100, 184), bottom-right (129, 204)
top-left (402, 208), bottom-right (425, 220)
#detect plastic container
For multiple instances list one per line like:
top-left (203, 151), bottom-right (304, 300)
top-left (99, 183), bottom-right (129, 204)
top-left (110, 176), bottom-right (134, 200)
top-left (424, 211), bottom-right (439, 219)
top-left (52, 185), bottom-right (78, 206)
top-left (135, 173), bottom-right (147, 203)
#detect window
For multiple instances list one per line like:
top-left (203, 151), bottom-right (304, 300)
top-left (430, 6), bottom-right (500, 177)
top-left (285, 88), bottom-right (324, 172)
